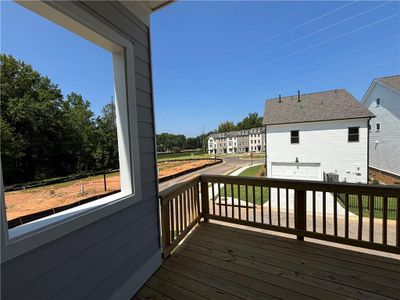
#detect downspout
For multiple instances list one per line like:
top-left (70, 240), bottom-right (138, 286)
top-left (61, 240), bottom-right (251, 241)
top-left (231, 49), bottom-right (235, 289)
top-left (367, 118), bottom-right (371, 184)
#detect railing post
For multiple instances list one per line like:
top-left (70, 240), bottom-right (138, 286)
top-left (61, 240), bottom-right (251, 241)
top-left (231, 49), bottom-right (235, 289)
top-left (201, 180), bottom-right (209, 222)
top-left (160, 196), bottom-right (171, 258)
top-left (295, 189), bottom-right (306, 241)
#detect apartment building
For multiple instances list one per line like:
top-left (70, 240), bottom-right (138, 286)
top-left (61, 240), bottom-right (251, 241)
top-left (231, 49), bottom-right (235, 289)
top-left (208, 127), bottom-right (265, 154)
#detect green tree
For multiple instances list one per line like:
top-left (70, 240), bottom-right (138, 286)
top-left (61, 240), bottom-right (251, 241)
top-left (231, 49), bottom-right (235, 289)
top-left (217, 121), bottom-right (236, 133)
top-left (0, 54), bottom-right (65, 184)
top-left (236, 112), bottom-right (263, 130)
top-left (63, 92), bottom-right (97, 173)
top-left (95, 102), bottom-right (119, 171)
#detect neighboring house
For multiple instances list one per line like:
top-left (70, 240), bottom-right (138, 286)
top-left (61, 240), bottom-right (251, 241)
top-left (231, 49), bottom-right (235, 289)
top-left (215, 133), bottom-right (228, 154)
top-left (208, 136), bottom-right (217, 154)
top-left (249, 127), bottom-right (266, 152)
top-left (226, 132), bottom-right (238, 154)
top-left (362, 75), bottom-right (400, 179)
top-left (237, 130), bottom-right (250, 153)
top-left (207, 127), bottom-right (265, 154)
top-left (263, 90), bottom-right (374, 183)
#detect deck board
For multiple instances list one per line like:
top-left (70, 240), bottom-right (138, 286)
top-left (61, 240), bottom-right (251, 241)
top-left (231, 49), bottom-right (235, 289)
top-left (135, 223), bottom-right (400, 300)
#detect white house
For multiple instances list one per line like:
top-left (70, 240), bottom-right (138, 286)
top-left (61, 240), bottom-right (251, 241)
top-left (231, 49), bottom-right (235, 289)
top-left (362, 75), bottom-right (400, 179)
top-left (263, 90), bottom-right (374, 183)
top-left (208, 136), bottom-right (217, 154)
top-left (226, 134), bottom-right (238, 154)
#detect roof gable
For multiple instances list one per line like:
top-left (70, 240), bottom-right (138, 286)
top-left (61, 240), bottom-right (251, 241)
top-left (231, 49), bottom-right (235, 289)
top-left (263, 89), bottom-right (374, 126)
top-left (377, 75), bottom-right (400, 92)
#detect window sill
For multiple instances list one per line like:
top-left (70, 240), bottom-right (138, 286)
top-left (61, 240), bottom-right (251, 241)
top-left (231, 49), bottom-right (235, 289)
top-left (3, 191), bottom-right (137, 262)
top-left (8, 191), bottom-right (129, 239)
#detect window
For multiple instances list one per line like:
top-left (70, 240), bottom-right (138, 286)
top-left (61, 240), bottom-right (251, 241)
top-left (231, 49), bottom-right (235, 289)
top-left (291, 130), bottom-right (299, 144)
top-left (1, 1), bottom-right (140, 260)
top-left (376, 98), bottom-right (381, 106)
top-left (376, 123), bottom-right (381, 131)
top-left (368, 124), bottom-right (371, 131)
top-left (348, 127), bottom-right (359, 142)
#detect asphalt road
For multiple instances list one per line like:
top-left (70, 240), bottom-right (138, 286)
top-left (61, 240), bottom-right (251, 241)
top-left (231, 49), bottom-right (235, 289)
top-left (159, 156), bottom-right (264, 191)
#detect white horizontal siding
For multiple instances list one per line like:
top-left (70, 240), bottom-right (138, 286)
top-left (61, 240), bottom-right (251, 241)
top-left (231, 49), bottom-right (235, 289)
top-left (364, 83), bottom-right (400, 176)
top-left (266, 119), bottom-right (369, 183)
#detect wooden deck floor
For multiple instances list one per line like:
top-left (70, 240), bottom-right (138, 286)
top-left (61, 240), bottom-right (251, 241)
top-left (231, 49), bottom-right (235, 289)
top-left (134, 222), bottom-right (400, 300)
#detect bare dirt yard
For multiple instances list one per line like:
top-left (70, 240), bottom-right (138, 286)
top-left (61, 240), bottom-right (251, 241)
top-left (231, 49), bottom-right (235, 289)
top-left (158, 159), bottom-right (216, 178)
top-left (5, 172), bottom-right (121, 221)
top-left (6, 159), bottom-right (216, 221)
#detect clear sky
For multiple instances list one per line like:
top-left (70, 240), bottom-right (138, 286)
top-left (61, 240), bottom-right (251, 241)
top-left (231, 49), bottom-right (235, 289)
top-left (0, 1), bottom-right (114, 115)
top-left (1, 1), bottom-right (400, 137)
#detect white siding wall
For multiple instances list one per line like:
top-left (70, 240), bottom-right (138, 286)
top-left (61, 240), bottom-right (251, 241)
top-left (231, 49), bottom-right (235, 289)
top-left (364, 83), bottom-right (400, 176)
top-left (266, 119), bottom-right (369, 183)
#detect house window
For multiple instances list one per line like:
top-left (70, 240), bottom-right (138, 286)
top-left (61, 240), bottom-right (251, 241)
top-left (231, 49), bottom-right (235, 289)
top-left (291, 130), bottom-right (299, 144)
top-left (348, 127), bottom-right (359, 142)
top-left (368, 124), bottom-right (371, 131)
top-left (376, 123), bottom-right (381, 131)
top-left (376, 98), bottom-right (381, 106)
top-left (1, 1), bottom-right (139, 258)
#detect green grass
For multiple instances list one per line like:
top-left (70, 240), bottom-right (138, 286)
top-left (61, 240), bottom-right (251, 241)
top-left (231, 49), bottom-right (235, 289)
top-left (212, 164), bottom-right (268, 205)
top-left (338, 194), bottom-right (398, 220)
top-left (157, 151), bottom-right (211, 161)
top-left (238, 164), bottom-right (265, 177)
top-left (217, 185), bottom-right (269, 205)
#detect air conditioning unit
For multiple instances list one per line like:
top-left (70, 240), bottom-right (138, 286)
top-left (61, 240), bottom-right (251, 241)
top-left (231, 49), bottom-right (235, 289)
top-left (325, 172), bottom-right (339, 183)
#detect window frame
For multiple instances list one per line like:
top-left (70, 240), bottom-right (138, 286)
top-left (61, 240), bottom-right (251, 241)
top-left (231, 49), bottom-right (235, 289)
top-left (376, 123), bottom-right (381, 132)
top-left (1, 1), bottom-right (143, 262)
top-left (348, 127), bottom-right (360, 142)
top-left (290, 130), bottom-right (299, 144)
top-left (376, 98), bottom-right (381, 106)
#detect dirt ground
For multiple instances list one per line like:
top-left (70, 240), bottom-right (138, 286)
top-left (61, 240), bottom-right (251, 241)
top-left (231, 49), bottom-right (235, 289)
top-left (5, 160), bottom-right (215, 221)
top-left (369, 168), bottom-right (400, 185)
top-left (158, 159), bottom-right (215, 178)
top-left (5, 173), bottom-right (121, 221)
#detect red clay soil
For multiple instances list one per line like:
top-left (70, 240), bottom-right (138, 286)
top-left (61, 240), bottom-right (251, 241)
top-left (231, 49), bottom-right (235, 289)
top-left (158, 159), bottom-right (215, 178)
top-left (369, 168), bottom-right (400, 185)
top-left (5, 173), bottom-right (121, 221)
top-left (5, 160), bottom-right (215, 221)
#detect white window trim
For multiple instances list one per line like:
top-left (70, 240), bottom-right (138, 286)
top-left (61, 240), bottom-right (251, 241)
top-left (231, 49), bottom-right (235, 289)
top-left (1, 1), bottom-right (143, 262)
top-left (376, 122), bottom-right (381, 132)
top-left (376, 98), bottom-right (381, 107)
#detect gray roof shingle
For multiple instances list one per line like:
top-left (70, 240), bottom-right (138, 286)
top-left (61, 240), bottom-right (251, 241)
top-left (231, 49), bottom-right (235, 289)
top-left (377, 75), bottom-right (400, 92)
top-left (263, 89), bottom-right (374, 125)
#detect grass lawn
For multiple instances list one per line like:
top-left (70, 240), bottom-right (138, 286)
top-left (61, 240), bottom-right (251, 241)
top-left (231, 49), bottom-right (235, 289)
top-left (338, 194), bottom-right (398, 220)
top-left (213, 164), bottom-right (268, 205)
top-left (157, 151), bottom-right (212, 161)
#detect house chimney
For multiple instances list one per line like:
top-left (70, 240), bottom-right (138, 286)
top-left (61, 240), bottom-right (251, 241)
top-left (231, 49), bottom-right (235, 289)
top-left (278, 94), bottom-right (282, 102)
top-left (297, 90), bottom-right (301, 102)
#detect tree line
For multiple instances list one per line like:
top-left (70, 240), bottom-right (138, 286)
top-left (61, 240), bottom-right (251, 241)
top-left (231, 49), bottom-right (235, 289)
top-left (216, 112), bottom-right (263, 133)
top-left (1, 54), bottom-right (118, 186)
top-left (156, 113), bottom-right (263, 153)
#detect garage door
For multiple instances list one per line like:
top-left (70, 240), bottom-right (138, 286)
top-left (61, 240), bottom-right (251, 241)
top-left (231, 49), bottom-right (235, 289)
top-left (271, 162), bottom-right (321, 181)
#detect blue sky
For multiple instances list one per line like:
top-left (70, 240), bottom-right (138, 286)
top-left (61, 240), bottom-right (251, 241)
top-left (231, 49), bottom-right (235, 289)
top-left (1, 1), bottom-right (114, 115)
top-left (1, 1), bottom-right (400, 137)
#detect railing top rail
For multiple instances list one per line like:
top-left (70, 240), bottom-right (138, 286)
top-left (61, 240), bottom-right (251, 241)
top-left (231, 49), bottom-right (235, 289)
top-left (200, 174), bottom-right (400, 197)
top-left (159, 175), bottom-right (201, 203)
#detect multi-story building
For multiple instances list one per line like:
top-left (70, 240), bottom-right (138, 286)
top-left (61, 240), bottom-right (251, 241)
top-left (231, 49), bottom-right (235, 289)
top-left (208, 127), bottom-right (265, 154)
